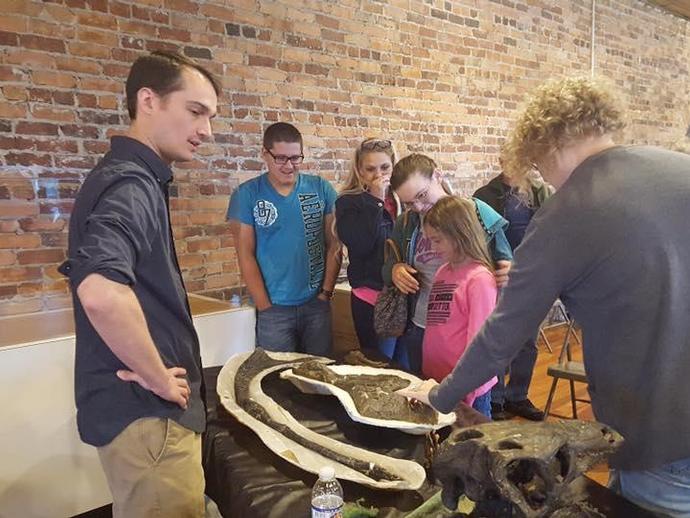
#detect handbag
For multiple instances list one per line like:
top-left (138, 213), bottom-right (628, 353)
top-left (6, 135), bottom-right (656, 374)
top-left (373, 238), bottom-right (409, 337)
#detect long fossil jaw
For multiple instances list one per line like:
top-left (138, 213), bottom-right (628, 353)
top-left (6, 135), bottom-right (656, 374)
top-left (218, 348), bottom-right (427, 490)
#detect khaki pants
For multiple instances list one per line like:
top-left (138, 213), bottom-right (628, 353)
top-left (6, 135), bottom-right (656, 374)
top-left (97, 417), bottom-right (205, 518)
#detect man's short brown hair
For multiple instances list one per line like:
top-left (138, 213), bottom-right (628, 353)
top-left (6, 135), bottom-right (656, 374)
top-left (125, 50), bottom-right (221, 120)
top-left (262, 122), bottom-right (303, 151)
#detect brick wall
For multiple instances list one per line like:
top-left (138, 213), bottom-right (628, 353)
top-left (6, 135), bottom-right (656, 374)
top-left (1, 0), bottom-right (688, 316)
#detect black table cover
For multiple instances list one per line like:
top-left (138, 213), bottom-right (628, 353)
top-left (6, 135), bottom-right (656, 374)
top-left (201, 366), bottom-right (654, 518)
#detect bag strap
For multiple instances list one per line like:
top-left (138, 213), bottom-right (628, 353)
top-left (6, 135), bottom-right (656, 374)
top-left (384, 238), bottom-right (403, 264)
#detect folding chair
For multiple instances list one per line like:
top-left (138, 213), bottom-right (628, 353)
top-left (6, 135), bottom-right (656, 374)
top-left (538, 300), bottom-right (582, 353)
top-left (543, 318), bottom-right (589, 419)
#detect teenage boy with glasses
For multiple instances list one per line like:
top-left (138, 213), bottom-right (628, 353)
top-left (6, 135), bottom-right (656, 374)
top-left (227, 122), bottom-right (341, 356)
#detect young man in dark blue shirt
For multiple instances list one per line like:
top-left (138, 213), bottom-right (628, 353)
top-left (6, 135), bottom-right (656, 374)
top-left (60, 51), bottom-right (219, 518)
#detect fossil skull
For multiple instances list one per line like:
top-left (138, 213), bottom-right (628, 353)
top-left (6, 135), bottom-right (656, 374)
top-left (432, 420), bottom-right (624, 517)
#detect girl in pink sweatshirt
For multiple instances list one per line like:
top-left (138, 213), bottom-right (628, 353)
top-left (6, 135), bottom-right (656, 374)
top-left (421, 196), bottom-right (498, 418)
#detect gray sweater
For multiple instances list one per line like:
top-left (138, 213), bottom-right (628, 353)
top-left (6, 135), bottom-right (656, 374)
top-left (429, 146), bottom-right (690, 470)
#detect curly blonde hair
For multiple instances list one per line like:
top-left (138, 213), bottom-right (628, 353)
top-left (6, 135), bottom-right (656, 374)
top-left (502, 77), bottom-right (625, 180)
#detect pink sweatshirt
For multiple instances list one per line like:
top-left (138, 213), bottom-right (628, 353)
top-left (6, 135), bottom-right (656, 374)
top-left (422, 261), bottom-right (498, 407)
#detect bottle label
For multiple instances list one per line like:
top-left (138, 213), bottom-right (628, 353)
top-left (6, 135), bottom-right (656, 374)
top-left (311, 496), bottom-right (343, 518)
top-left (311, 507), bottom-right (342, 518)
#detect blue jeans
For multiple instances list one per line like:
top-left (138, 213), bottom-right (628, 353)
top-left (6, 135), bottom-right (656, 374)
top-left (610, 457), bottom-right (690, 517)
top-left (472, 392), bottom-right (492, 419)
top-left (350, 293), bottom-right (398, 359)
top-left (256, 297), bottom-right (332, 357)
top-left (394, 322), bottom-right (425, 375)
top-left (491, 336), bottom-right (538, 405)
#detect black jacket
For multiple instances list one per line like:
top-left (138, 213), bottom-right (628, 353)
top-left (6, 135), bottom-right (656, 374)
top-left (473, 174), bottom-right (550, 216)
top-left (335, 191), bottom-right (398, 290)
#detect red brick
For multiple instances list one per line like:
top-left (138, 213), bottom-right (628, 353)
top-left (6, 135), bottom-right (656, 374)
top-left (31, 107), bottom-right (76, 123)
top-left (61, 124), bottom-right (100, 139)
top-left (187, 238), bottom-right (220, 252)
top-left (0, 251), bottom-right (17, 266)
top-left (17, 282), bottom-right (43, 297)
top-left (4, 49), bottom-right (56, 68)
top-left (77, 28), bottom-right (119, 47)
top-left (18, 217), bottom-right (67, 232)
top-left (38, 230), bottom-right (67, 248)
top-left (19, 34), bottom-right (66, 53)
top-left (2, 85), bottom-right (27, 101)
top-left (55, 56), bottom-right (102, 75)
top-left (79, 77), bottom-right (121, 93)
top-left (248, 55), bottom-right (276, 67)
top-left (8, 181), bottom-right (35, 200)
top-left (0, 31), bottom-right (19, 46)
top-left (110, 1), bottom-right (131, 17)
top-left (0, 65), bottom-right (23, 82)
top-left (0, 266), bottom-right (43, 283)
top-left (0, 221), bottom-right (19, 232)
top-left (120, 35), bottom-right (145, 50)
top-left (158, 27), bottom-right (191, 42)
top-left (31, 71), bottom-right (76, 88)
top-left (35, 139), bottom-right (79, 153)
top-left (77, 11), bottom-right (116, 29)
top-left (68, 42), bottom-right (111, 60)
top-left (0, 15), bottom-right (27, 33)
top-left (86, 0), bottom-right (109, 12)
top-left (0, 285), bottom-right (18, 299)
top-left (17, 248), bottom-right (65, 265)
top-left (0, 200), bottom-right (39, 217)
top-left (16, 122), bottom-right (59, 136)
top-left (54, 156), bottom-right (97, 169)
top-left (0, 102), bottom-right (27, 119)
top-left (178, 253), bottom-right (204, 268)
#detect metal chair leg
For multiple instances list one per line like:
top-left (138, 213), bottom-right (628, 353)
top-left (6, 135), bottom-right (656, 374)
top-left (557, 303), bottom-right (581, 344)
top-left (539, 328), bottom-right (554, 353)
top-left (544, 377), bottom-right (559, 417)
top-left (569, 379), bottom-right (578, 419)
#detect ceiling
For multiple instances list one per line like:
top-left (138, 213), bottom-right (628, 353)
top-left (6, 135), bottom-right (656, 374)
top-left (646, 0), bottom-right (690, 20)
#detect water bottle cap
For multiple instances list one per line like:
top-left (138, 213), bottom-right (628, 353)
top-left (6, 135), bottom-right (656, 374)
top-left (318, 466), bottom-right (335, 480)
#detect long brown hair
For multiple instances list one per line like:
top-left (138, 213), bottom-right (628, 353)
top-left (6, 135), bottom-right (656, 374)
top-left (391, 153), bottom-right (453, 195)
top-left (340, 138), bottom-right (397, 195)
top-left (424, 196), bottom-right (494, 272)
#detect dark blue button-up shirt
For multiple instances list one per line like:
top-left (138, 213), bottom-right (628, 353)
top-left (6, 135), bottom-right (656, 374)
top-left (59, 136), bottom-right (205, 446)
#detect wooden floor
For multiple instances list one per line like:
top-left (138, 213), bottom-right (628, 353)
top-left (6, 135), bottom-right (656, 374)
top-left (526, 323), bottom-right (608, 486)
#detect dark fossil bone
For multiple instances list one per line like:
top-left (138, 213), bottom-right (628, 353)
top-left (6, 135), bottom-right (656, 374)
top-left (432, 420), bottom-right (624, 517)
top-left (234, 348), bottom-right (401, 482)
top-left (292, 360), bottom-right (438, 425)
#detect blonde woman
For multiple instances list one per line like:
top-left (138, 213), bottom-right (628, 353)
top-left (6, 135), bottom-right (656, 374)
top-left (335, 138), bottom-right (401, 358)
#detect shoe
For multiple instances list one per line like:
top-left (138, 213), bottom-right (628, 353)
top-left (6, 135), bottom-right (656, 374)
top-left (490, 403), bottom-right (510, 421)
top-left (504, 399), bottom-right (545, 421)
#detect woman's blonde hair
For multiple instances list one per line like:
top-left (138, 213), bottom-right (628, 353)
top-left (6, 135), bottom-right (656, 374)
top-left (424, 196), bottom-right (494, 272)
top-left (502, 77), bottom-right (625, 181)
top-left (340, 138), bottom-right (397, 194)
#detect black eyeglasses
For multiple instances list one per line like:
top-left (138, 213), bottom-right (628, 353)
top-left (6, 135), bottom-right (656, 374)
top-left (360, 139), bottom-right (392, 151)
top-left (266, 149), bottom-right (304, 165)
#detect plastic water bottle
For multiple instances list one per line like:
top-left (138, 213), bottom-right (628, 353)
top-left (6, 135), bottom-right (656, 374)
top-left (230, 294), bottom-right (241, 307)
top-left (311, 466), bottom-right (343, 518)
